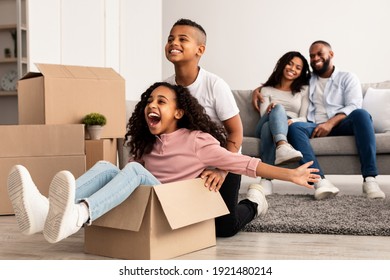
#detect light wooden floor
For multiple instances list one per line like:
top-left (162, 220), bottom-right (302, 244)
top-left (1, 175), bottom-right (390, 260)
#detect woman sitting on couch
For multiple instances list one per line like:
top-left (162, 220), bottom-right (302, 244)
top-left (252, 51), bottom-right (311, 195)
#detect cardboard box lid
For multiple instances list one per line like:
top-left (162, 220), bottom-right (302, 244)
top-left (92, 178), bottom-right (229, 231)
top-left (20, 63), bottom-right (124, 81)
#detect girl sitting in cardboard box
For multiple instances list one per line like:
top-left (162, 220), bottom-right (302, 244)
top-left (8, 82), bottom-right (318, 243)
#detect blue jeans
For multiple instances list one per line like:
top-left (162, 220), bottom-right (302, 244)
top-left (75, 161), bottom-right (160, 222)
top-left (287, 109), bottom-right (378, 178)
top-left (255, 104), bottom-right (289, 165)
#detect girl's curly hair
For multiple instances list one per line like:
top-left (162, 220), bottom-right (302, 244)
top-left (125, 82), bottom-right (227, 160)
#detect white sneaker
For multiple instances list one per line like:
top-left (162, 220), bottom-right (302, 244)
top-left (7, 165), bottom-right (49, 235)
top-left (314, 178), bottom-right (339, 200)
top-left (363, 177), bottom-right (385, 199)
top-left (43, 171), bottom-right (88, 243)
top-left (260, 178), bottom-right (273, 195)
top-left (246, 184), bottom-right (268, 218)
top-left (275, 143), bottom-right (303, 165)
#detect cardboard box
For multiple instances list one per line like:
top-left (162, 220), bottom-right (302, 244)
top-left (0, 156), bottom-right (86, 215)
top-left (0, 124), bottom-right (85, 157)
top-left (0, 124), bottom-right (86, 214)
top-left (17, 63), bottom-right (126, 139)
top-left (84, 178), bottom-right (229, 260)
top-left (85, 139), bottom-right (117, 170)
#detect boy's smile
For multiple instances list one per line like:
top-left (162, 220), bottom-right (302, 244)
top-left (165, 25), bottom-right (205, 63)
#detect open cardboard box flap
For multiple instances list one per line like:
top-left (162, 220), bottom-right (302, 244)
top-left (154, 178), bottom-right (229, 229)
top-left (91, 178), bottom-right (229, 231)
top-left (90, 186), bottom-right (152, 231)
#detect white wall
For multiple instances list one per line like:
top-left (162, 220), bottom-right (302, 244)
top-left (27, 0), bottom-right (390, 100)
top-left (162, 0), bottom-right (390, 89)
top-left (28, 0), bottom-right (162, 100)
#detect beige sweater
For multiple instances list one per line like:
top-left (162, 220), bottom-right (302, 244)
top-left (259, 86), bottom-right (309, 122)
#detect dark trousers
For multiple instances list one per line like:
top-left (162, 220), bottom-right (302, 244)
top-left (215, 173), bottom-right (257, 237)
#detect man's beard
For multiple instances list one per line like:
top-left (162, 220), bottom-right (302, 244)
top-left (311, 57), bottom-right (331, 76)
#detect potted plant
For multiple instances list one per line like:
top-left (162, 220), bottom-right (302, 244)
top-left (82, 112), bottom-right (107, 140)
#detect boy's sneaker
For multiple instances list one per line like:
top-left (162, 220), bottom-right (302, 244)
top-left (363, 177), bottom-right (385, 199)
top-left (43, 171), bottom-right (88, 243)
top-left (275, 144), bottom-right (303, 165)
top-left (246, 184), bottom-right (268, 218)
top-left (7, 165), bottom-right (49, 235)
top-left (314, 178), bottom-right (339, 200)
top-left (260, 178), bottom-right (273, 195)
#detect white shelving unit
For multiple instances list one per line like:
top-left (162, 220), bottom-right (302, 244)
top-left (0, 0), bottom-right (28, 124)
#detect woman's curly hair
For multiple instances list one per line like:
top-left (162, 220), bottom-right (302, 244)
top-left (125, 82), bottom-right (227, 160)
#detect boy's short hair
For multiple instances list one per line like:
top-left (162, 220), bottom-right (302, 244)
top-left (172, 18), bottom-right (207, 44)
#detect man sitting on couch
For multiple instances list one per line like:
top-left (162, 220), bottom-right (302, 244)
top-left (252, 40), bottom-right (385, 200)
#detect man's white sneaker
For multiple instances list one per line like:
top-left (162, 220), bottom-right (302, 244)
top-left (246, 184), bottom-right (268, 218)
top-left (260, 178), bottom-right (273, 195)
top-left (314, 178), bottom-right (339, 200)
top-left (43, 171), bottom-right (88, 243)
top-left (275, 143), bottom-right (303, 165)
top-left (7, 165), bottom-right (49, 235)
top-left (363, 177), bottom-right (385, 199)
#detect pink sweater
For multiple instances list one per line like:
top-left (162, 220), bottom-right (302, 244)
top-left (141, 128), bottom-right (260, 184)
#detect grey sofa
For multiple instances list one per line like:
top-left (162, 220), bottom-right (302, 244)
top-left (120, 81), bottom-right (390, 175)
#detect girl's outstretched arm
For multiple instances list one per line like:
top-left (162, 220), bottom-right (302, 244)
top-left (255, 161), bottom-right (319, 189)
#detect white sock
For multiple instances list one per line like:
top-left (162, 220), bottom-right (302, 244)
top-left (78, 202), bottom-right (90, 225)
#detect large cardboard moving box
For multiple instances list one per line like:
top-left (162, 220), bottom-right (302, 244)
top-left (84, 178), bottom-right (229, 260)
top-left (18, 63), bottom-right (126, 139)
top-left (0, 124), bottom-right (86, 214)
top-left (85, 139), bottom-right (117, 170)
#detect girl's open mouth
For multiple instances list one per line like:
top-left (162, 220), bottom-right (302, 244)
top-left (147, 112), bottom-right (161, 127)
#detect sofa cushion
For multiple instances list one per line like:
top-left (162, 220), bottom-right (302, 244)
top-left (361, 80), bottom-right (390, 96)
top-left (310, 134), bottom-right (390, 155)
top-left (242, 134), bottom-right (390, 159)
top-left (232, 90), bottom-right (260, 137)
top-left (363, 87), bottom-right (390, 133)
top-left (241, 136), bottom-right (260, 157)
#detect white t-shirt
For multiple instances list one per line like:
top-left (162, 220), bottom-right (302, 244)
top-left (164, 67), bottom-right (239, 125)
top-left (313, 77), bottom-right (329, 124)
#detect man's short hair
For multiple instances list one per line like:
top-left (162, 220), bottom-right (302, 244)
top-left (311, 40), bottom-right (332, 49)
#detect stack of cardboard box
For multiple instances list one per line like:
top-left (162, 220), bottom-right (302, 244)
top-left (0, 63), bottom-right (126, 214)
